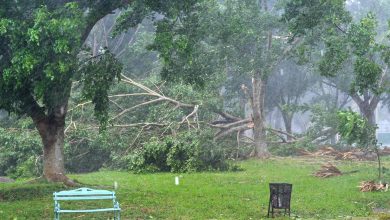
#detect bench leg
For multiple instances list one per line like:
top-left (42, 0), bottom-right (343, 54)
top-left (114, 210), bottom-right (120, 220)
top-left (267, 201), bottom-right (271, 217)
top-left (54, 211), bottom-right (59, 220)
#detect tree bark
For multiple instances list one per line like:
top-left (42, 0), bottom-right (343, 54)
top-left (350, 92), bottom-right (379, 126)
top-left (251, 72), bottom-right (270, 159)
top-left (250, 0), bottom-right (270, 159)
top-left (361, 106), bottom-right (376, 126)
top-left (37, 118), bottom-right (65, 181)
top-left (32, 104), bottom-right (76, 186)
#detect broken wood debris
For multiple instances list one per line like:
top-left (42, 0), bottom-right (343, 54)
top-left (359, 181), bottom-right (389, 192)
top-left (313, 163), bottom-right (342, 178)
top-left (298, 146), bottom-right (377, 161)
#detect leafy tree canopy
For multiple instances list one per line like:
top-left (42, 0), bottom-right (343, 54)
top-left (0, 1), bottom-right (131, 127)
top-left (1, 3), bottom-right (82, 113)
top-left (0, 0), bottom-right (200, 126)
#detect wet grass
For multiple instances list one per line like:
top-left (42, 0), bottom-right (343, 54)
top-left (1, 157), bottom-right (390, 219)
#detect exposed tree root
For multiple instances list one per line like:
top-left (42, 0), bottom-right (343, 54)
top-left (248, 149), bottom-right (271, 159)
top-left (26, 176), bottom-right (49, 184)
top-left (27, 175), bottom-right (80, 187)
top-left (48, 174), bottom-right (80, 187)
top-left (256, 152), bottom-right (271, 159)
top-left (27, 175), bottom-right (118, 190)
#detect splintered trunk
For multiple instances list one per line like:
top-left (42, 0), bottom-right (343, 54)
top-left (281, 111), bottom-right (293, 141)
top-left (252, 72), bottom-right (270, 159)
top-left (34, 106), bottom-right (76, 186)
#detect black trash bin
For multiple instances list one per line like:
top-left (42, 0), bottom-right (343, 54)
top-left (267, 183), bottom-right (292, 218)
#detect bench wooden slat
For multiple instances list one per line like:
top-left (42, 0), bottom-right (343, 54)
top-left (54, 195), bottom-right (116, 200)
top-left (55, 192), bottom-right (114, 195)
top-left (54, 188), bottom-right (114, 196)
top-left (58, 208), bottom-right (120, 213)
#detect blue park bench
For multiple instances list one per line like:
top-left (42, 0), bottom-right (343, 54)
top-left (53, 187), bottom-right (121, 220)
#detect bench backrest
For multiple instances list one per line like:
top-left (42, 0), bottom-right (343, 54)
top-left (54, 187), bottom-right (116, 201)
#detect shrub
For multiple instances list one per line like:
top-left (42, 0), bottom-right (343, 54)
top-left (128, 130), bottom-right (237, 173)
top-left (64, 129), bottom-right (113, 173)
top-left (0, 127), bottom-right (42, 178)
top-left (129, 137), bottom-right (171, 173)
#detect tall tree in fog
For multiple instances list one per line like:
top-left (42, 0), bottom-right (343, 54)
top-left (266, 61), bottom-right (314, 139)
top-left (219, 0), bottom-right (283, 158)
top-left (151, 0), bottom-right (290, 158)
top-left (284, 0), bottom-right (390, 125)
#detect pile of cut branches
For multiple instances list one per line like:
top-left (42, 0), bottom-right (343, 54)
top-left (298, 146), bottom-right (339, 157)
top-left (313, 146), bottom-right (339, 157)
top-left (359, 181), bottom-right (388, 192)
top-left (334, 151), bottom-right (376, 161)
top-left (297, 148), bottom-right (312, 156)
top-left (298, 146), bottom-right (377, 161)
top-left (381, 147), bottom-right (390, 156)
top-left (313, 163), bottom-right (342, 178)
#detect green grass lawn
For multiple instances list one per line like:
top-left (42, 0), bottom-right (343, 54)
top-left (1, 157), bottom-right (390, 219)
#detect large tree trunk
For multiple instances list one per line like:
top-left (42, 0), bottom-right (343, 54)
top-left (351, 92), bottom-right (379, 126)
top-left (33, 105), bottom-right (76, 186)
top-left (37, 119), bottom-right (65, 181)
top-left (251, 72), bottom-right (270, 159)
top-left (360, 105), bottom-right (376, 126)
top-left (251, 0), bottom-right (271, 159)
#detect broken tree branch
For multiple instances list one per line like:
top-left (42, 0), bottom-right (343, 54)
top-left (267, 128), bottom-right (298, 140)
top-left (214, 124), bottom-right (252, 140)
top-left (180, 105), bottom-right (199, 129)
